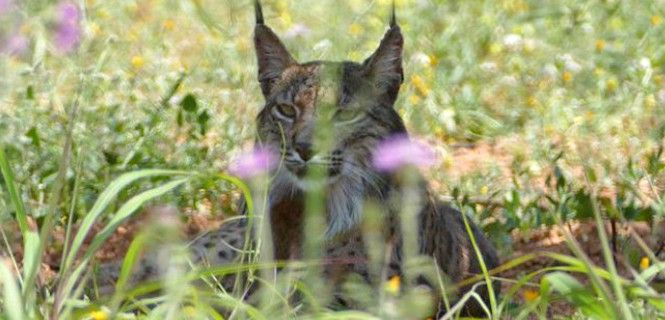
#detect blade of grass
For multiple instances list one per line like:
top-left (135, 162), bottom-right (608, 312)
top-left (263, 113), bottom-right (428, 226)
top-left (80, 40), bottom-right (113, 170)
top-left (0, 227), bottom-right (21, 285)
top-left (60, 169), bottom-right (193, 276)
top-left (58, 151), bottom-right (83, 285)
top-left (86, 178), bottom-right (191, 259)
top-left (109, 232), bottom-right (150, 312)
top-left (58, 177), bottom-right (191, 316)
top-left (34, 95), bottom-right (79, 319)
top-left (0, 148), bottom-right (41, 309)
top-left (0, 260), bottom-right (24, 320)
top-left (587, 183), bottom-right (634, 320)
top-left (0, 147), bottom-right (29, 237)
top-left (460, 212), bottom-right (497, 317)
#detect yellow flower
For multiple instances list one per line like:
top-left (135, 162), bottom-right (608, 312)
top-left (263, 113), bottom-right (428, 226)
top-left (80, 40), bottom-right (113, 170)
top-left (640, 256), bottom-right (650, 271)
top-left (385, 276), bottom-right (401, 295)
top-left (411, 75), bottom-right (430, 97)
top-left (428, 54), bottom-right (439, 67)
top-left (182, 306), bottom-right (197, 316)
top-left (88, 310), bottom-right (108, 320)
top-left (434, 127), bottom-right (445, 139)
top-left (595, 39), bottom-right (605, 52)
top-left (163, 19), bottom-right (175, 31)
top-left (651, 15), bottom-right (663, 26)
top-left (88, 22), bottom-right (101, 38)
top-left (279, 11), bottom-right (292, 27)
top-left (443, 154), bottom-right (454, 170)
top-left (503, 0), bottom-right (529, 13)
top-left (610, 17), bottom-right (624, 30)
top-left (409, 94), bottom-right (421, 105)
top-left (378, 0), bottom-right (407, 6)
top-left (235, 38), bottom-right (250, 53)
top-left (526, 95), bottom-right (539, 108)
top-left (96, 9), bottom-right (110, 19)
top-left (562, 71), bottom-right (573, 83)
top-left (131, 55), bottom-right (145, 69)
top-left (523, 289), bottom-right (539, 302)
top-left (480, 185), bottom-right (489, 196)
top-left (348, 50), bottom-right (363, 61)
top-left (645, 94), bottom-right (657, 109)
top-left (606, 77), bottom-right (618, 92)
top-left (654, 74), bottom-right (663, 85)
top-left (348, 23), bottom-right (363, 36)
top-left (127, 29), bottom-right (139, 42)
top-left (489, 42), bottom-right (503, 55)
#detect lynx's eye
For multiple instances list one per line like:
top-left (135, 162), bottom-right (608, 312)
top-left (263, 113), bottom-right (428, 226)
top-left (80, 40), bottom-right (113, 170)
top-left (333, 109), bottom-right (362, 124)
top-left (272, 104), bottom-right (298, 121)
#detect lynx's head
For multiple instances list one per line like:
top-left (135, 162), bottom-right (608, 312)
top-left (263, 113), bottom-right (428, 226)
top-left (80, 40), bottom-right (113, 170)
top-left (253, 1), bottom-right (408, 235)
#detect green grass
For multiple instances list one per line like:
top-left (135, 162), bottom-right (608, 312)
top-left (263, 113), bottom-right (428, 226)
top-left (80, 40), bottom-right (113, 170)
top-left (2, 0), bottom-right (665, 319)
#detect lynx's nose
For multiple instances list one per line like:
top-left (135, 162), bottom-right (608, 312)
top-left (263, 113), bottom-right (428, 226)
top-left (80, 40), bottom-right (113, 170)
top-left (294, 142), bottom-right (313, 162)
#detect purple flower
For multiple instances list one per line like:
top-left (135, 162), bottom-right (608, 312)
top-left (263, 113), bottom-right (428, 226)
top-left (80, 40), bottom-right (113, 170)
top-left (3, 34), bottom-right (28, 56)
top-left (54, 2), bottom-right (81, 53)
top-left (372, 134), bottom-right (436, 171)
top-left (0, 0), bottom-right (12, 15)
top-left (229, 147), bottom-right (278, 178)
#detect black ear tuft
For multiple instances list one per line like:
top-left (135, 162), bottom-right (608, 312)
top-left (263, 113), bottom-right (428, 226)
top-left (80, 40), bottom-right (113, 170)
top-left (362, 24), bottom-right (404, 105)
top-left (253, 3), bottom-right (296, 98)
top-left (254, 0), bottom-right (264, 25)
top-left (390, 0), bottom-right (397, 28)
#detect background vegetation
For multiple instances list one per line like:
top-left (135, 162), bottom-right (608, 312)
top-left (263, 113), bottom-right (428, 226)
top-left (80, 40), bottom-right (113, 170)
top-left (1, 0), bottom-right (665, 319)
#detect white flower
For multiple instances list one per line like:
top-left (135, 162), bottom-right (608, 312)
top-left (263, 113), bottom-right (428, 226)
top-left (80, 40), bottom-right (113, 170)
top-left (503, 34), bottom-right (523, 50)
top-left (581, 23), bottom-right (594, 34)
top-left (543, 64), bottom-right (558, 78)
top-left (439, 108), bottom-right (456, 133)
top-left (168, 94), bottom-right (182, 107)
top-left (411, 52), bottom-right (431, 67)
top-left (501, 75), bottom-right (518, 87)
top-left (639, 57), bottom-right (651, 70)
top-left (480, 62), bottom-right (498, 73)
top-left (560, 54), bottom-right (582, 72)
top-left (313, 39), bottom-right (332, 52)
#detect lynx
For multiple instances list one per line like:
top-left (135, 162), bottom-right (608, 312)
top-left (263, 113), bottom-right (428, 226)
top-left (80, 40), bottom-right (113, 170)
top-left (93, 1), bottom-right (500, 317)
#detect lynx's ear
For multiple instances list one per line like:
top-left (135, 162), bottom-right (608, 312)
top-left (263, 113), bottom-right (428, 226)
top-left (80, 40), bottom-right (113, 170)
top-left (254, 0), bottom-right (296, 97)
top-left (362, 4), bottom-right (403, 105)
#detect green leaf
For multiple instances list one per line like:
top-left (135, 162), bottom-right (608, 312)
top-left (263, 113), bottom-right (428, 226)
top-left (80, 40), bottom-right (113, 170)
top-left (160, 73), bottom-right (186, 108)
top-left (544, 272), bottom-right (613, 319)
top-left (25, 86), bottom-right (34, 100)
top-left (572, 189), bottom-right (593, 219)
top-left (180, 93), bottom-right (198, 112)
top-left (25, 127), bottom-right (41, 149)
top-left (197, 110), bottom-right (210, 135)
top-left (647, 297), bottom-right (665, 313)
